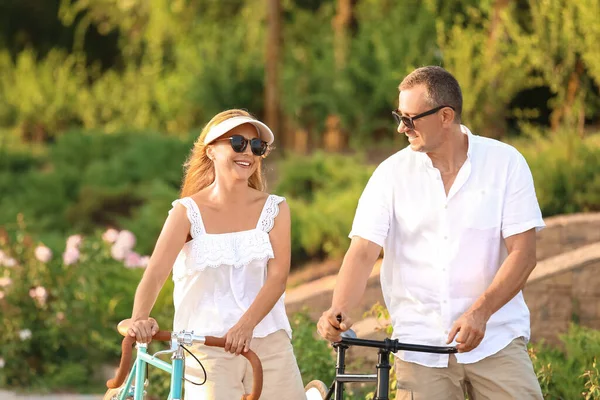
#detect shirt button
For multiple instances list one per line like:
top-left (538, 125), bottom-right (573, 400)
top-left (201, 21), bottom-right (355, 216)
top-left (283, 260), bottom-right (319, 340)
top-left (444, 236), bottom-right (448, 240)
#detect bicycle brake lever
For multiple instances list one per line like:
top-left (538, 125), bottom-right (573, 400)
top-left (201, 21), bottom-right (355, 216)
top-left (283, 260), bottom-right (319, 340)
top-left (340, 329), bottom-right (357, 339)
top-left (335, 314), bottom-right (357, 338)
top-left (152, 348), bottom-right (177, 358)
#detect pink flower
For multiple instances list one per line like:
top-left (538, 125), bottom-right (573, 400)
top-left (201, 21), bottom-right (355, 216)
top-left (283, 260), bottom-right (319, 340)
top-left (124, 252), bottom-right (142, 268)
top-left (0, 277), bottom-right (12, 287)
top-left (19, 329), bottom-right (32, 341)
top-left (115, 230), bottom-right (136, 251)
top-left (0, 291), bottom-right (5, 300)
top-left (66, 235), bottom-right (82, 250)
top-left (111, 243), bottom-right (129, 261)
top-left (2, 257), bottom-right (16, 268)
top-left (138, 256), bottom-right (150, 268)
top-left (102, 228), bottom-right (119, 244)
top-left (34, 245), bottom-right (52, 263)
top-left (29, 286), bottom-right (48, 306)
top-left (63, 247), bottom-right (80, 265)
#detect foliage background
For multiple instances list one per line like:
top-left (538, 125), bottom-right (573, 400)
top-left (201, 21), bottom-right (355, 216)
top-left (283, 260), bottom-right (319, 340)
top-left (0, 0), bottom-right (599, 395)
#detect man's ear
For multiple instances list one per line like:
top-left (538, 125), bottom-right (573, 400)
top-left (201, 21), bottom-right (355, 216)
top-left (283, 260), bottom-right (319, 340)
top-left (441, 107), bottom-right (455, 126)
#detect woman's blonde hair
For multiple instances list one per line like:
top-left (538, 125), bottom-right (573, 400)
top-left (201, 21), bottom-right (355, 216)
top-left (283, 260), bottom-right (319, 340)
top-left (180, 109), bottom-right (266, 197)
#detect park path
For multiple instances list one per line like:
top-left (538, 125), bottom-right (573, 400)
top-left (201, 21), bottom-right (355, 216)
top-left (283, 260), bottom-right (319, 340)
top-left (0, 391), bottom-right (101, 399)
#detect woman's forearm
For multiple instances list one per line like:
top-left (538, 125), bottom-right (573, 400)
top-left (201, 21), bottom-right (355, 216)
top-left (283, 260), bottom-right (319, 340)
top-left (239, 275), bottom-right (287, 329)
top-left (131, 273), bottom-right (167, 321)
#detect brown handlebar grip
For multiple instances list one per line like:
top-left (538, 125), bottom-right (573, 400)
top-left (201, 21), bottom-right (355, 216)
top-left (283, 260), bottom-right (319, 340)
top-left (106, 335), bottom-right (135, 389)
top-left (204, 336), bottom-right (263, 400)
top-left (106, 330), bottom-right (172, 389)
top-left (107, 331), bottom-right (264, 400)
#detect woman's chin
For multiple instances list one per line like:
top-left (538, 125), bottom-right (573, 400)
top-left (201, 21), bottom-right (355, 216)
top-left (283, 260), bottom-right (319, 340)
top-left (232, 170), bottom-right (255, 182)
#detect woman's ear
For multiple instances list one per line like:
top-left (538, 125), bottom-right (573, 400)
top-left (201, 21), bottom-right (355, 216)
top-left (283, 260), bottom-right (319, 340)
top-left (206, 146), bottom-right (214, 161)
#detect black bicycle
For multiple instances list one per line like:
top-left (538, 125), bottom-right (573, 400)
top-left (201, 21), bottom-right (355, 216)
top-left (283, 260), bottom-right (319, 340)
top-left (304, 329), bottom-right (457, 400)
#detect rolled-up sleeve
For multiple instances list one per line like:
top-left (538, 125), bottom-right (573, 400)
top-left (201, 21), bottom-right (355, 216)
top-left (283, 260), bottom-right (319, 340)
top-left (502, 151), bottom-right (545, 238)
top-left (348, 163), bottom-right (392, 247)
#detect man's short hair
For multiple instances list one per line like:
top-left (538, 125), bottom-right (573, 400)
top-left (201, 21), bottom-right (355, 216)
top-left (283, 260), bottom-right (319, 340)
top-left (399, 66), bottom-right (463, 123)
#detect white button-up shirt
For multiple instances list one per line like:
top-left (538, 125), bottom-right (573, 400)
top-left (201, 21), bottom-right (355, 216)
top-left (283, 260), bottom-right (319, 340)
top-left (349, 125), bottom-right (545, 367)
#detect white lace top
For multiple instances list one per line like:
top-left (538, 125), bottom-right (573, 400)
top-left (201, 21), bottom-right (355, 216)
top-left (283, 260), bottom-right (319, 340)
top-left (169, 194), bottom-right (292, 339)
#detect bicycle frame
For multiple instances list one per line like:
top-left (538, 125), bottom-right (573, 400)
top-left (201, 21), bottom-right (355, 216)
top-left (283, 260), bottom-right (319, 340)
top-left (324, 333), bottom-right (458, 400)
top-left (114, 341), bottom-right (186, 400)
top-left (106, 324), bottom-right (263, 400)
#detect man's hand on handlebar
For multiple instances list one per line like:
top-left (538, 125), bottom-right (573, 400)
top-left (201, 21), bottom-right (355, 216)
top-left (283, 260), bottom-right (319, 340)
top-left (317, 308), bottom-right (353, 343)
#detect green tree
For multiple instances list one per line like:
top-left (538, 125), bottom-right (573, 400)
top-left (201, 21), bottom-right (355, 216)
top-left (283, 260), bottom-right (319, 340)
top-left (503, 0), bottom-right (600, 134)
top-left (435, 1), bottom-right (541, 138)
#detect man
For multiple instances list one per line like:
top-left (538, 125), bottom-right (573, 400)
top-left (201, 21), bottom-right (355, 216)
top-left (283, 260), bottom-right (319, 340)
top-left (317, 66), bottom-right (545, 399)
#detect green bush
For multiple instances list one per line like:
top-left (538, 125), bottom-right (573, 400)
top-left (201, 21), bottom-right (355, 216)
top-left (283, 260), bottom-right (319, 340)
top-left (276, 151), bottom-right (375, 261)
top-left (0, 49), bottom-right (87, 135)
top-left (515, 128), bottom-right (600, 216)
top-left (0, 217), bottom-right (174, 391)
top-left (290, 310), bottom-right (336, 386)
top-left (0, 130), bottom-right (191, 253)
top-left (530, 324), bottom-right (600, 399)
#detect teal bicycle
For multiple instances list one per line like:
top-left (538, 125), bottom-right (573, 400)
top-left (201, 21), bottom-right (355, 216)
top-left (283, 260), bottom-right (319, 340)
top-left (103, 319), bottom-right (263, 400)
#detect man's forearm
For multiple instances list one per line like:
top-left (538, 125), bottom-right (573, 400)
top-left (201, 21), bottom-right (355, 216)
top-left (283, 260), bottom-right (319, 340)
top-left (471, 248), bottom-right (536, 319)
top-left (331, 238), bottom-right (381, 313)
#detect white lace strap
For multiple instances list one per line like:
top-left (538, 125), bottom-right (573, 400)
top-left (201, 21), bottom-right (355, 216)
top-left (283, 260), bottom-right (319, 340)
top-left (256, 194), bottom-right (286, 233)
top-left (171, 197), bottom-right (205, 238)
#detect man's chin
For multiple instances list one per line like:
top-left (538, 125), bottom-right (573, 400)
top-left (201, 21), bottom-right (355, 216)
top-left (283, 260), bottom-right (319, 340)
top-left (409, 143), bottom-right (425, 152)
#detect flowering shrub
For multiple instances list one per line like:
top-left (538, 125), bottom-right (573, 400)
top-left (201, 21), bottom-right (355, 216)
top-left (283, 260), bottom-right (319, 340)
top-left (0, 215), bottom-right (173, 391)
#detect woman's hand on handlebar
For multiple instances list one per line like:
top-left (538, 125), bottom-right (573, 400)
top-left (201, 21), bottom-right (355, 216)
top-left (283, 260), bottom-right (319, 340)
top-left (317, 308), bottom-right (353, 343)
top-left (128, 317), bottom-right (159, 343)
top-left (224, 320), bottom-right (254, 355)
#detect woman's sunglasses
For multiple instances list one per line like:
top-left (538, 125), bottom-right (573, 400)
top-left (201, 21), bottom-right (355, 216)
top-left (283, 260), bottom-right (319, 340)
top-left (392, 105), bottom-right (454, 130)
top-left (213, 135), bottom-right (269, 157)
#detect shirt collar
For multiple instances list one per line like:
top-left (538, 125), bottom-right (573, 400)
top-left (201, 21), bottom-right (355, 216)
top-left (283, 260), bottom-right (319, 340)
top-left (461, 124), bottom-right (474, 159)
top-left (417, 124), bottom-right (474, 168)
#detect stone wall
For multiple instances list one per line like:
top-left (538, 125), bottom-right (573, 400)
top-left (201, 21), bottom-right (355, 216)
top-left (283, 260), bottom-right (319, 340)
top-left (524, 243), bottom-right (600, 345)
top-left (536, 213), bottom-right (600, 260)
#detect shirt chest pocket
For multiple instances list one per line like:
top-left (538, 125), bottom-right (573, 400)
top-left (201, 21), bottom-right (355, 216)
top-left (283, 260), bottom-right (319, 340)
top-left (459, 188), bottom-right (503, 230)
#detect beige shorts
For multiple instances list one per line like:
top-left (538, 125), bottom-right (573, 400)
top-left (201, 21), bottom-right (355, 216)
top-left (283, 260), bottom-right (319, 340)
top-left (183, 329), bottom-right (305, 400)
top-left (394, 337), bottom-right (543, 400)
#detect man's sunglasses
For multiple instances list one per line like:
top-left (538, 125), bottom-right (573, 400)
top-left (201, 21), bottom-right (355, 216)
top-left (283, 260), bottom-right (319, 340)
top-left (392, 105), bottom-right (454, 130)
top-left (213, 135), bottom-right (269, 157)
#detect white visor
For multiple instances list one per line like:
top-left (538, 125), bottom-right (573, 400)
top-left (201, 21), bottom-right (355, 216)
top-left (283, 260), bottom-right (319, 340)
top-left (204, 116), bottom-right (275, 145)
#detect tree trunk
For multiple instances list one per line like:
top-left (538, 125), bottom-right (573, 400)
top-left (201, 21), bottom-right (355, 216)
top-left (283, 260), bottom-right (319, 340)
top-left (326, 0), bottom-right (355, 151)
top-left (332, 0), bottom-right (354, 70)
top-left (483, 0), bottom-right (510, 139)
top-left (550, 58), bottom-right (585, 136)
top-left (265, 0), bottom-right (282, 147)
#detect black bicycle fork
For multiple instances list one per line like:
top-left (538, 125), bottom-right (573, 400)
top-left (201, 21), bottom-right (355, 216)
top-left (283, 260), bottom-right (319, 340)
top-left (327, 342), bottom-right (393, 400)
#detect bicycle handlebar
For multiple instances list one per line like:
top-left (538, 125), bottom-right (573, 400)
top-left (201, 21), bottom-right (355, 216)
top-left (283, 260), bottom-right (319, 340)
top-left (338, 335), bottom-right (458, 354)
top-left (334, 317), bottom-right (457, 354)
top-left (106, 327), bottom-right (263, 400)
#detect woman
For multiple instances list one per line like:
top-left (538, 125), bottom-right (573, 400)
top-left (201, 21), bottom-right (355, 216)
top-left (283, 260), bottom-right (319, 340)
top-left (126, 109), bottom-right (305, 399)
